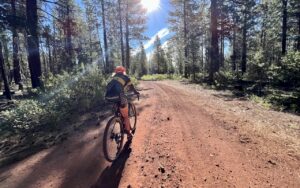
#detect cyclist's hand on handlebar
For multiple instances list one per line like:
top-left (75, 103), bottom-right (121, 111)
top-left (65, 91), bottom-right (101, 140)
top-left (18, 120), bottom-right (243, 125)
top-left (135, 91), bottom-right (140, 100)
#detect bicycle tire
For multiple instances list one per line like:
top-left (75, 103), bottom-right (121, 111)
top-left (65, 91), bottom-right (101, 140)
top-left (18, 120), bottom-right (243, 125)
top-left (103, 116), bottom-right (124, 162)
top-left (128, 102), bottom-right (137, 134)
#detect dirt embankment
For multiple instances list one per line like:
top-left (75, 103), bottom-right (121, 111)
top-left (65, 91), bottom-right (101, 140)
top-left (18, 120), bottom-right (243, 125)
top-left (0, 81), bottom-right (299, 188)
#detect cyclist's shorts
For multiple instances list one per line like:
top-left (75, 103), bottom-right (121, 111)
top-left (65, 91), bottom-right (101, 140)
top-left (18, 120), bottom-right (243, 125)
top-left (105, 93), bottom-right (128, 108)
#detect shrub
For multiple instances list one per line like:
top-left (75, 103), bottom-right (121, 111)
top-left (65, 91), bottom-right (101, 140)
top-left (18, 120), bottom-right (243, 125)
top-left (141, 74), bottom-right (181, 81)
top-left (129, 76), bottom-right (139, 86)
top-left (268, 51), bottom-right (300, 88)
top-left (245, 49), bottom-right (269, 82)
top-left (214, 70), bottom-right (236, 88)
top-left (0, 64), bottom-right (107, 134)
top-left (249, 95), bottom-right (272, 109)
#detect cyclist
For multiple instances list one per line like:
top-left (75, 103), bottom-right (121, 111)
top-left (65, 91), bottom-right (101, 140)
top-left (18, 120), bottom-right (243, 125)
top-left (105, 66), bottom-right (140, 140)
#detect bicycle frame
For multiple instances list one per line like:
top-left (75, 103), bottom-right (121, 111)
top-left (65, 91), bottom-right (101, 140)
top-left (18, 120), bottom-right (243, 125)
top-left (110, 93), bottom-right (139, 117)
top-left (112, 104), bottom-right (122, 117)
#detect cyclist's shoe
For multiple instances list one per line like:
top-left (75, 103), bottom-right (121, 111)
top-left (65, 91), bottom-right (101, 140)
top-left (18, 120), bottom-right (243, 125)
top-left (125, 130), bottom-right (133, 142)
top-left (127, 133), bottom-right (133, 142)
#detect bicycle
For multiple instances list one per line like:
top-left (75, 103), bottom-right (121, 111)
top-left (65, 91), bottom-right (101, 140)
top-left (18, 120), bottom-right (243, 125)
top-left (103, 93), bottom-right (139, 162)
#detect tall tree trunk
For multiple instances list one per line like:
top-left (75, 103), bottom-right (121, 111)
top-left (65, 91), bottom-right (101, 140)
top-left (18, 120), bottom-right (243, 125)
top-left (209, 0), bottom-right (219, 82)
top-left (96, 22), bottom-right (104, 67)
top-left (43, 50), bottom-right (47, 74)
top-left (11, 0), bottom-right (22, 89)
top-left (220, 35), bottom-right (224, 68)
top-left (220, 10), bottom-right (224, 68)
top-left (46, 35), bottom-right (52, 73)
top-left (40, 38), bottom-right (47, 74)
top-left (118, 0), bottom-right (125, 67)
top-left (282, 0), bottom-right (288, 55)
top-left (0, 41), bottom-right (12, 100)
top-left (183, 0), bottom-right (189, 78)
top-left (232, 25), bottom-right (236, 72)
top-left (297, 12), bottom-right (300, 51)
top-left (88, 25), bottom-right (93, 63)
top-left (101, 0), bottom-right (109, 73)
top-left (26, 0), bottom-right (42, 88)
top-left (52, 20), bottom-right (57, 74)
top-left (200, 34), bottom-right (204, 72)
top-left (125, 0), bottom-right (130, 70)
top-left (65, 3), bottom-right (73, 69)
top-left (2, 37), bottom-right (10, 72)
top-left (241, 12), bottom-right (247, 74)
top-left (192, 46), bottom-right (196, 81)
top-left (260, 6), bottom-right (267, 50)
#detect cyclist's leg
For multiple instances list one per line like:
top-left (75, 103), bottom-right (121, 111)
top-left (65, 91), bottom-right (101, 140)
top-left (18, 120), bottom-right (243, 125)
top-left (119, 93), bottom-right (132, 139)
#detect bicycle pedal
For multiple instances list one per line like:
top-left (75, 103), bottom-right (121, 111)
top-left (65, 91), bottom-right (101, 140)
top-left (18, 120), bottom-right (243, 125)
top-left (132, 129), bottom-right (136, 135)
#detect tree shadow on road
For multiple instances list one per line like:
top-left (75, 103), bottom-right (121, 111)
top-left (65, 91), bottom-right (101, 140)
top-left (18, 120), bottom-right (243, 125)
top-left (212, 93), bottom-right (248, 101)
top-left (138, 87), bottom-right (154, 91)
top-left (91, 142), bottom-right (132, 188)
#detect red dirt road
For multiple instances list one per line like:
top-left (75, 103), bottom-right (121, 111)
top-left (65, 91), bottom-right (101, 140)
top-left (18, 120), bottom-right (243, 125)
top-left (0, 81), bottom-right (299, 188)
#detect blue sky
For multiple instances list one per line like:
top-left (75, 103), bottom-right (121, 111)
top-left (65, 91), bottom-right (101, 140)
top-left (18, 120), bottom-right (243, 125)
top-left (143, 0), bottom-right (171, 55)
top-left (144, 0), bottom-right (170, 41)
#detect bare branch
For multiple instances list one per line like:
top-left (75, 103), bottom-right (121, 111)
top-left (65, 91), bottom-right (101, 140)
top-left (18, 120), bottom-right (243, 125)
top-left (38, 7), bottom-right (63, 23)
top-left (40, 0), bottom-right (66, 8)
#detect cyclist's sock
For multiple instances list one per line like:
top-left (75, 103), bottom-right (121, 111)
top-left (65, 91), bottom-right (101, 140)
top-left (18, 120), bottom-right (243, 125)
top-left (128, 133), bottom-right (133, 140)
top-left (125, 130), bottom-right (133, 141)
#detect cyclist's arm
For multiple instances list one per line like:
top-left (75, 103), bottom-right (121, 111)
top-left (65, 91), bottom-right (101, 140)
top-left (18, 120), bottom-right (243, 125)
top-left (124, 76), bottom-right (139, 95)
top-left (127, 83), bottom-right (139, 95)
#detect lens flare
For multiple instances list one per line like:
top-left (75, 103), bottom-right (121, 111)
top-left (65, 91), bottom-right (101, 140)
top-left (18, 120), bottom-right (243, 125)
top-left (141, 0), bottom-right (160, 13)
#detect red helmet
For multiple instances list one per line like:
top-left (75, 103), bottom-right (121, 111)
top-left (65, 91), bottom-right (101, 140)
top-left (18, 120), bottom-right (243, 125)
top-left (114, 66), bottom-right (126, 74)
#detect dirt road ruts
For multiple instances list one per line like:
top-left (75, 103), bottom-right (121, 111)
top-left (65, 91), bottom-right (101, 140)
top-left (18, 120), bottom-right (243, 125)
top-left (0, 81), bottom-right (299, 188)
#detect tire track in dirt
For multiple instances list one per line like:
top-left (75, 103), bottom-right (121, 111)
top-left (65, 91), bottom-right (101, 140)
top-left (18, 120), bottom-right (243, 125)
top-left (0, 115), bottom-right (111, 188)
top-left (157, 83), bottom-right (260, 187)
top-left (120, 81), bottom-right (300, 188)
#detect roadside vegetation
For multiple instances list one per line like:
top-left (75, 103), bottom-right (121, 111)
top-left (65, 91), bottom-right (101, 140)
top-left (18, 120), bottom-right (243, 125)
top-left (141, 74), bottom-right (182, 81)
top-left (0, 64), bottom-right (107, 166)
top-left (1, 65), bottom-right (106, 132)
top-left (209, 51), bottom-right (300, 113)
top-left (141, 52), bottom-right (299, 113)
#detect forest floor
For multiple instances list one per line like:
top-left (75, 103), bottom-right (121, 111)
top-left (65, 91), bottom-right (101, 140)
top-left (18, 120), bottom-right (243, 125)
top-left (0, 80), bottom-right (299, 188)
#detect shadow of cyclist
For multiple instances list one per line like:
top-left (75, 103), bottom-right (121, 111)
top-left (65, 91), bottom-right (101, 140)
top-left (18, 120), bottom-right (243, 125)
top-left (91, 141), bottom-right (132, 188)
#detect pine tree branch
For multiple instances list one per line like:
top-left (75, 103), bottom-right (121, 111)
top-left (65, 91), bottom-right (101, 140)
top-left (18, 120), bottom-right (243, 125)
top-left (38, 7), bottom-right (63, 23)
top-left (40, 0), bottom-right (66, 8)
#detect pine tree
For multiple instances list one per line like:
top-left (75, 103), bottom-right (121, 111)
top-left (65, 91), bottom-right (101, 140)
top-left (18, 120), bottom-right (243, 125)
top-left (26, 0), bottom-right (42, 88)
top-left (209, 0), bottom-right (219, 81)
top-left (124, 0), bottom-right (147, 70)
top-left (133, 42), bottom-right (147, 77)
top-left (169, 0), bottom-right (201, 78)
top-left (10, 0), bottom-right (22, 89)
top-left (281, 0), bottom-right (288, 55)
top-left (165, 43), bottom-right (175, 74)
top-left (151, 36), bottom-right (167, 74)
top-left (100, 0), bottom-right (110, 72)
top-left (118, 0), bottom-right (125, 67)
top-left (140, 44), bottom-right (147, 76)
top-left (288, 0), bottom-right (300, 51)
top-left (83, 0), bottom-right (103, 64)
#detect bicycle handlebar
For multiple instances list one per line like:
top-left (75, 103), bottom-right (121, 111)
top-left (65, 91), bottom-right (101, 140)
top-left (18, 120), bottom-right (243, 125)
top-left (125, 93), bottom-right (140, 101)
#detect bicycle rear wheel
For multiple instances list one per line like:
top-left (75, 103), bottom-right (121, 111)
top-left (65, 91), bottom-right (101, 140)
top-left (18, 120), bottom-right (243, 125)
top-left (128, 102), bottom-right (137, 134)
top-left (103, 117), bottom-right (124, 162)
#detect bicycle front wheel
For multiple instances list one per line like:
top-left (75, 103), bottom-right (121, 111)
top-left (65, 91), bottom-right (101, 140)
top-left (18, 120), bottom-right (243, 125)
top-left (103, 117), bottom-right (124, 162)
top-left (128, 102), bottom-right (137, 134)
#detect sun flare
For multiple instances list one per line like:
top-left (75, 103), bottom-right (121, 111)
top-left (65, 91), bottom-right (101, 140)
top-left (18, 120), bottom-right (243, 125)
top-left (141, 0), bottom-right (160, 13)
